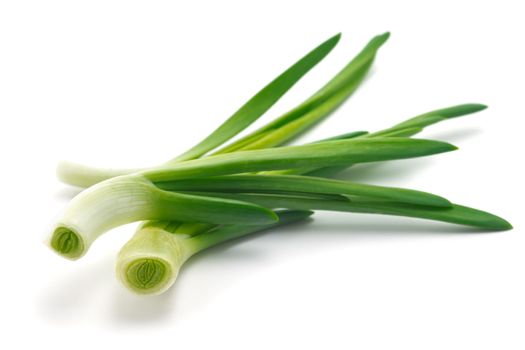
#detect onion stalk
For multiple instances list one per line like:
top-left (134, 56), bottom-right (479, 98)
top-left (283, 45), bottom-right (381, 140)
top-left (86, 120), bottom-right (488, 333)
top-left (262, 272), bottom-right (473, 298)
top-left (117, 210), bottom-right (313, 295)
top-left (50, 136), bottom-right (456, 259)
top-left (49, 175), bottom-right (278, 259)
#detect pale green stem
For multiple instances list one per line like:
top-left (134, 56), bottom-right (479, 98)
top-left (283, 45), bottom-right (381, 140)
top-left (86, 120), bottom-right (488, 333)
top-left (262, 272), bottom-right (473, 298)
top-left (117, 210), bottom-right (312, 294)
top-left (56, 161), bottom-right (140, 188)
top-left (48, 174), bottom-right (277, 259)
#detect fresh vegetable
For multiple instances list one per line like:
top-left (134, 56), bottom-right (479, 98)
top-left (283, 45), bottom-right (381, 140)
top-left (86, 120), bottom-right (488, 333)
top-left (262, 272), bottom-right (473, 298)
top-left (47, 32), bottom-right (511, 297)
top-left (115, 102), bottom-right (497, 294)
top-left (50, 136), bottom-right (458, 260)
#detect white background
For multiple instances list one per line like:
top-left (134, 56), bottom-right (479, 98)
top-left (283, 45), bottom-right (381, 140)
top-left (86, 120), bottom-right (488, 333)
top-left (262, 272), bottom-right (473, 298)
top-left (1, 0), bottom-right (523, 349)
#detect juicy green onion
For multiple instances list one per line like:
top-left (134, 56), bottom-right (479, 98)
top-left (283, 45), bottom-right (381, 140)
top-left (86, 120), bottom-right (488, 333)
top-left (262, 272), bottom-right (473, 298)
top-left (49, 136), bottom-right (455, 259)
top-left (48, 175), bottom-right (277, 260)
top-left (116, 210), bottom-right (313, 294)
top-left (47, 32), bottom-right (511, 299)
top-left (111, 30), bottom-right (392, 294)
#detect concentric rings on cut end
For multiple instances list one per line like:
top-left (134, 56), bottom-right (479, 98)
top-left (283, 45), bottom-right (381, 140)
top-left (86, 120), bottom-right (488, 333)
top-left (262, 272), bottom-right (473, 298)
top-left (50, 226), bottom-right (84, 260)
top-left (121, 258), bottom-right (175, 295)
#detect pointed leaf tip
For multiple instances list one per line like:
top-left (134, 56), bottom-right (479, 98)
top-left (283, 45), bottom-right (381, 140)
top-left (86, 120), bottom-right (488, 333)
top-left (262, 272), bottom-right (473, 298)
top-left (432, 103), bottom-right (489, 119)
top-left (497, 219), bottom-right (513, 230)
top-left (408, 138), bottom-right (459, 153)
top-left (172, 32), bottom-right (342, 161)
top-left (323, 33), bottom-right (342, 48)
top-left (363, 32), bottom-right (391, 53)
top-left (375, 32), bottom-right (391, 44)
top-left (453, 103), bottom-right (489, 116)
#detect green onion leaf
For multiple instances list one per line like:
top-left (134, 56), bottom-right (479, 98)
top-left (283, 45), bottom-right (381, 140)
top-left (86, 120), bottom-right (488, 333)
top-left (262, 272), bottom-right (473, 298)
top-left (216, 32), bottom-right (390, 153)
top-left (179, 192), bottom-right (512, 231)
top-left (369, 103), bottom-right (488, 137)
top-left (144, 137), bottom-right (457, 182)
top-left (155, 174), bottom-right (451, 207)
top-left (172, 33), bottom-right (341, 162)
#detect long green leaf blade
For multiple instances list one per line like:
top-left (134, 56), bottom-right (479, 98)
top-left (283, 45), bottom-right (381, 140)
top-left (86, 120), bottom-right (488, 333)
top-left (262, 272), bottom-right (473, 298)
top-left (215, 32), bottom-right (390, 153)
top-left (143, 137), bottom-right (457, 182)
top-left (369, 103), bottom-right (488, 137)
top-left (172, 33), bottom-right (341, 162)
top-left (154, 190), bottom-right (279, 225)
top-left (189, 210), bottom-right (314, 250)
top-left (181, 192), bottom-right (512, 231)
top-left (156, 174), bottom-right (451, 207)
top-left (278, 103), bottom-right (488, 177)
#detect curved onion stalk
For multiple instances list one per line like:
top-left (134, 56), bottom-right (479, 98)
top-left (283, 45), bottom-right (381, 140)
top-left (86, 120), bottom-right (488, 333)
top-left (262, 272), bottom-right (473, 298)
top-left (155, 174), bottom-right (452, 207)
top-left (48, 175), bottom-right (277, 260)
top-left (116, 210), bottom-right (313, 295)
top-left (178, 192), bottom-right (512, 231)
top-left (53, 33), bottom-right (349, 262)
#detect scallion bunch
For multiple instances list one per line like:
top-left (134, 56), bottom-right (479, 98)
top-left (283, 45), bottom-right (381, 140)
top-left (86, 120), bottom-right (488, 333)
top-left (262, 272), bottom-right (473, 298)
top-left (48, 32), bottom-right (511, 295)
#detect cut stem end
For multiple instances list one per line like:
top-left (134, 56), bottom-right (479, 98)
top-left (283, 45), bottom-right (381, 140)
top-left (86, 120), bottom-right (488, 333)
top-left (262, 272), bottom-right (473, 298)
top-left (50, 226), bottom-right (85, 260)
top-left (121, 257), bottom-right (172, 295)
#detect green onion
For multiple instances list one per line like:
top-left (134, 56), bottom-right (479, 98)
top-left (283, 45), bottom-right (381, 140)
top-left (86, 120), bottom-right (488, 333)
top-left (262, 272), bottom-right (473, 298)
top-left (112, 30), bottom-right (394, 293)
top-left (46, 32), bottom-right (512, 298)
top-left (116, 210), bottom-right (313, 295)
top-left (49, 136), bottom-right (456, 259)
top-left (49, 175), bottom-right (278, 260)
